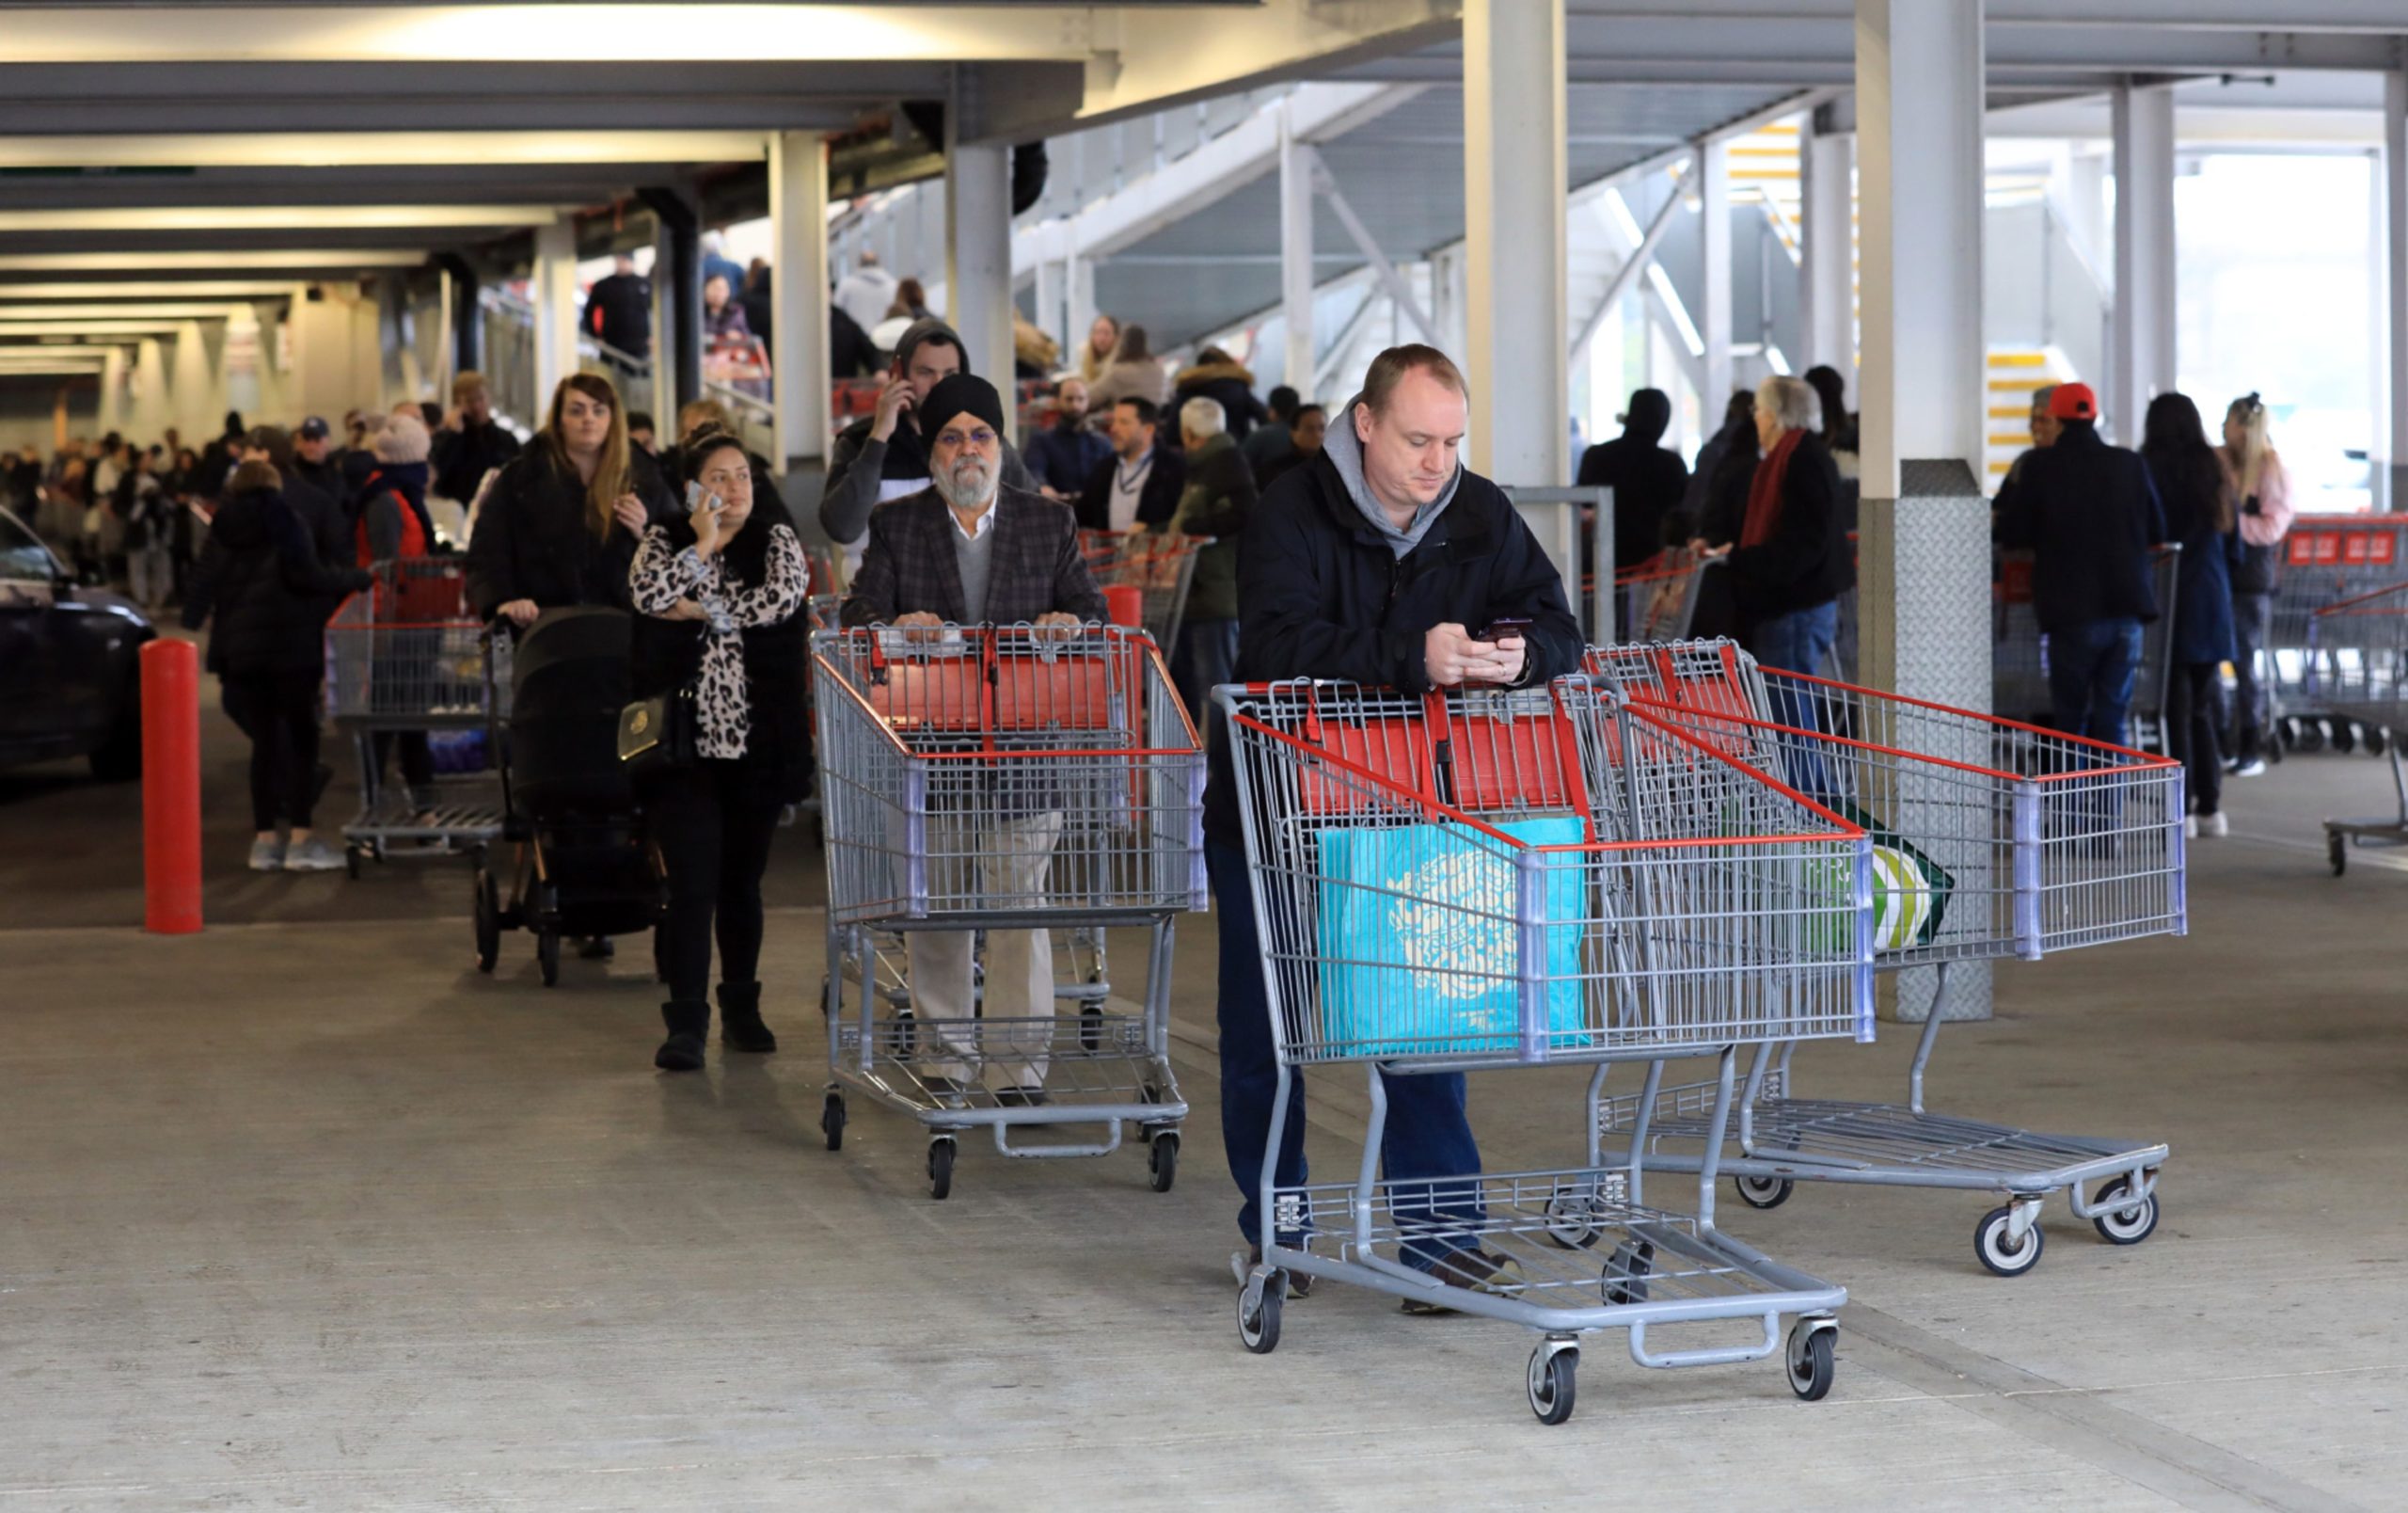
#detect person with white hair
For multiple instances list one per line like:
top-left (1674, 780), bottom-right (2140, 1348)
top-left (1167, 393), bottom-right (1257, 732)
top-left (1694, 375), bottom-right (1854, 741)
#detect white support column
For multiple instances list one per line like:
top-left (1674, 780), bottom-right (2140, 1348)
top-left (1464, 0), bottom-right (1569, 486)
top-left (1801, 117), bottom-right (1857, 381)
top-left (2384, 71), bottom-right (2408, 511)
top-left (1034, 253), bottom-right (1063, 358)
top-left (943, 104), bottom-right (1014, 398)
top-left (97, 346), bottom-right (126, 436)
top-left (1278, 101), bottom-right (1316, 397)
top-left (1700, 135), bottom-right (1734, 409)
top-left (2111, 83), bottom-right (2177, 448)
top-left (1067, 247), bottom-right (1096, 369)
top-left (769, 129), bottom-right (831, 479)
top-left (1857, 0), bottom-right (1991, 1022)
top-left (532, 218), bottom-right (578, 408)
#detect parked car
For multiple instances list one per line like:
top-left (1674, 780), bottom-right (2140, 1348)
top-left (0, 503), bottom-right (152, 780)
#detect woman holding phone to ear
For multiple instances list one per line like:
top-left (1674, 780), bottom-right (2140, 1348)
top-left (627, 429), bottom-right (811, 1072)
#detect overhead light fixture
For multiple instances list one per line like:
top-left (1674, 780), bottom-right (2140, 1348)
top-left (0, 320), bottom-right (186, 336)
top-left (0, 251), bottom-right (422, 272)
top-left (0, 206), bottom-right (562, 232)
top-left (0, 132), bottom-right (768, 170)
top-left (0, 304), bottom-right (250, 321)
top-left (0, 282), bottom-right (309, 300)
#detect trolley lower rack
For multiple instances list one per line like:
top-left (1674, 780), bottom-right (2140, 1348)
top-left (819, 917), bottom-right (1187, 1200)
top-left (340, 737), bottom-right (505, 877)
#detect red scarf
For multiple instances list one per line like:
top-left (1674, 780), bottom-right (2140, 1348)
top-left (1737, 427), bottom-right (1806, 549)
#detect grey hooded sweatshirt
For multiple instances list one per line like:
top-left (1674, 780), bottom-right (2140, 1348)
top-left (1320, 393), bottom-right (1462, 558)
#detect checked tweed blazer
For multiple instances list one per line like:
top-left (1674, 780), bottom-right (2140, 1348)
top-left (839, 485), bottom-right (1108, 628)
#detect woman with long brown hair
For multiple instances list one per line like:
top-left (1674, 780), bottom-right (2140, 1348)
top-left (2140, 391), bottom-right (2239, 836)
top-left (466, 372), bottom-right (675, 626)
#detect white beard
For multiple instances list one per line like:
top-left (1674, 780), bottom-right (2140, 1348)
top-left (935, 456), bottom-right (997, 511)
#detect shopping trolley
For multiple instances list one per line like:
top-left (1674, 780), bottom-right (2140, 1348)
top-left (2267, 518), bottom-right (2408, 755)
top-left (1593, 639), bottom-right (2185, 1277)
top-left (1216, 675), bottom-right (1869, 1424)
top-left (1993, 545), bottom-right (2181, 749)
top-left (1613, 549), bottom-right (1720, 643)
top-left (1079, 530), bottom-right (1210, 652)
top-left (813, 622), bottom-right (1206, 1198)
top-left (2310, 582), bottom-right (2408, 873)
top-left (324, 557), bottom-right (510, 877)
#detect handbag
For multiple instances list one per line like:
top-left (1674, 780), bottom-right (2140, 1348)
top-left (618, 683), bottom-right (698, 775)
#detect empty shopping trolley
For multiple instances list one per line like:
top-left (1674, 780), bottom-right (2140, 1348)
top-left (812, 622), bottom-right (1206, 1199)
top-left (1592, 639), bottom-right (2185, 1277)
top-left (1216, 675), bottom-right (1871, 1424)
top-left (2310, 582), bottom-right (2408, 874)
top-left (1081, 530), bottom-right (1211, 652)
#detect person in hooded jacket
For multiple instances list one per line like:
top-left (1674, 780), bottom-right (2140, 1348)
top-left (627, 429), bottom-right (811, 1072)
top-left (1170, 347), bottom-right (1269, 441)
top-left (467, 373), bottom-right (671, 627)
top-left (183, 460), bottom-right (372, 873)
top-left (2141, 393), bottom-right (2239, 836)
top-left (1576, 387), bottom-right (1689, 583)
top-left (1208, 344), bottom-right (1583, 1308)
top-left (816, 318), bottom-right (1035, 570)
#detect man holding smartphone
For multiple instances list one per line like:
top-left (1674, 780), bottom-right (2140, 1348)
top-left (1205, 343), bottom-right (1583, 1308)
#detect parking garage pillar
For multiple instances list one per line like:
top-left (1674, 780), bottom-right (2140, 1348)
top-left (1801, 105), bottom-right (1856, 386)
top-left (944, 91), bottom-right (1015, 402)
top-left (769, 130), bottom-right (832, 488)
top-left (1701, 135), bottom-right (1733, 412)
top-left (1279, 100), bottom-right (1317, 397)
top-left (1857, 0), bottom-right (1992, 1023)
top-left (1463, 0), bottom-right (1568, 486)
top-left (531, 219), bottom-right (578, 410)
top-left (2111, 83), bottom-right (2177, 449)
top-left (2383, 70), bottom-right (2408, 511)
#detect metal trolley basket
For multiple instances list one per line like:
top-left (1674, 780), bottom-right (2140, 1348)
top-left (2265, 518), bottom-right (2408, 756)
top-left (1217, 675), bottom-right (1873, 1425)
top-left (1592, 640), bottom-right (2186, 1277)
top-left (1080, 530), bottom-right (1210, 652)
top-left (2309, 582), bottom-right (2408, 872)
top-left (324, 557), bottom-right (510, 876)
top-left (813, 623), bottom-right (1207, 1199)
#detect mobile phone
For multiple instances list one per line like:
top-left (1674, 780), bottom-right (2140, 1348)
top-left (1472, 616), bottom-right (1532, 643)
top-left (684, 481), bottom-right (725, 516)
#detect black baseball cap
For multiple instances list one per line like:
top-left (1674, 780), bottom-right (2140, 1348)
top-left (296, 416), bottom-right (331, 439)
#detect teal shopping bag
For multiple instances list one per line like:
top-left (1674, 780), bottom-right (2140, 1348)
top-left (1313, 816), bottom-right (1590, 1059)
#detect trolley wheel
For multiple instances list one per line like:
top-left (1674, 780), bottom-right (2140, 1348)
top-left (1236, 1276), bottom-right (1282, 1355)
top-left (927, 1138), bottom-right (955, 1201)
top-left (1148, 1131), bottom-right (1179, 1193)
top-left (472, 868), bottom-right (499, 973)
top-left (1786, 1321), bottom-right (1837, 1401)
top-left (2330, 833), bottom-right (2349, 877)
top-left (2369, 726), bottom-right (2393, 756)
top-left (1079, 1002), bottom-right (1103, 1052)
top-left (1602, 1239), bottom-right (1655, 1305)
top-left (1542, 1186), bottom-right (1602, 1250)
top-left (344, 845), bottom-right (362, 881)
top-left (821, 1091), bottom-right (846, 1153)
top-left (1975, 1204), bottom-right (2046, 1277)
top-left (1527, 1342), bottom-right (1578, 1425)
top-left (1735, 1174), bottom-right (1795, 1210)
top-left (536, 929), bottom-right (561, 987)
top-left (2266, 735), bottom-right (2285, 766)
top-left (2299, 719), bottom-right (2329, 754)
top-left (2090, 1178), bottom-right (2160, 1246)
top-left (2276, 716), bottom-right (2301, 752)
top-left (2335, 720), bottom-right (2360, 755)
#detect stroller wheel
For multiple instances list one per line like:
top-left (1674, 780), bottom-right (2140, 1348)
top-left (537, 928), bottom-right (561, 987)
top-left (473, 868), bottom-right (500, 973)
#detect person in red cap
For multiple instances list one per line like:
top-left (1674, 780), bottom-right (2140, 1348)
top-left (1993, 381), bottom-right (2167, 747)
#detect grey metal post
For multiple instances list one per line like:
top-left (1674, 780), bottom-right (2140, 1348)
top-left (640, 186), bottom-right (702, 414)
top-left (1463, 0), bottom-right (1569, 486)
top-left (2110, 83), bottom-right (2176, 449)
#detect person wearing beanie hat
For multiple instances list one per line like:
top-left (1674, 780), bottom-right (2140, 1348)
top-left (355, 410), bottom-right (445, 829)
top-left (838, 368), bottom-right (1107, 1107)
top-left (181, 451), bottom-right (371, 874)
top-left (816, 315), bottom-right (1037, 567)
top-left (1994, 377), bottom-right (2169, 744)
top-left (240, 423), bottom-right (347, 577)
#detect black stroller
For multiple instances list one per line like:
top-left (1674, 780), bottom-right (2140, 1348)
top-left (473, 607), bottom-right (666, 985)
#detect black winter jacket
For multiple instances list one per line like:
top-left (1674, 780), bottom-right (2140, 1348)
top-left (182, 487), bottom-right (371, 677)
top-left (1721, 431), bottom-right (1855, 629)
top-left (628, 526), bottom-right (812, 804)
top-left (466, 446), bottom-right (673, 619)
top-left (1202, 451), bottom-right (1585, 844)
top-left (432, 419), bottom-right (523, 505)
top-left (1993, 423), bottom-right (2167, 633)
top-left (1169, 361), bottom-right (1269, 440)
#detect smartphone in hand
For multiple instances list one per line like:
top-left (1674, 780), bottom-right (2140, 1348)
top-left (684, 481), bottom-right (725, 517)
top-left (1471, 616), bottom-right (1532, 644)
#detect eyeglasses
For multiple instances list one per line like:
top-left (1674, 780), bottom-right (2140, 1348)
top-left (938, 427), bottom-right (1000, 451)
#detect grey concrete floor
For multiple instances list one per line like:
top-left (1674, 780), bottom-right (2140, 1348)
top-left (3, 715), bottom-right (2405, 1509)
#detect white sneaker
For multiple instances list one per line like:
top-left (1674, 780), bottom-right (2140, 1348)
top-left (2197, 811), bottom-right (2228, 837)
top-left (2183, 816), bottom-right (2196, 838)
top-left (282, 837), bottom-right (347, 872)
top-left (2231, 757), bottom-right (2267, 778)
top-left (246, 836), bottom-right (287, 871)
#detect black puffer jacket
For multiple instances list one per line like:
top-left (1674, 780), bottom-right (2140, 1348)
top-left (466, 445), bottom-right (673, 619)
top-left (182, 487), bottom-right (371, 676)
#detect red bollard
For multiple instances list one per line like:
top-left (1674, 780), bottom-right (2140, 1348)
top-left (140, 638), bottom-right (202, 934)
top-left (1104, 584), bottom-right (1145, 630)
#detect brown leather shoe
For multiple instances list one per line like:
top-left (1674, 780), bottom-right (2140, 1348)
top-left (1399, 1249), bottom-right (1523, 1315)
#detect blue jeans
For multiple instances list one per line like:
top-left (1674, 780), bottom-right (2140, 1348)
top-left (2047, 617), bottom-right (2143, 748)
top-left (1746, 600), bottom-right (1841, 800)
top-left (1209, 840), bottom-right (1484, 1268)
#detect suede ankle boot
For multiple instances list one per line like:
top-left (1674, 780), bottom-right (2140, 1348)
top-left (719, 981), bottom-right (776, 1053)
top-left (655, 999), bottom-right (709, 1071)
